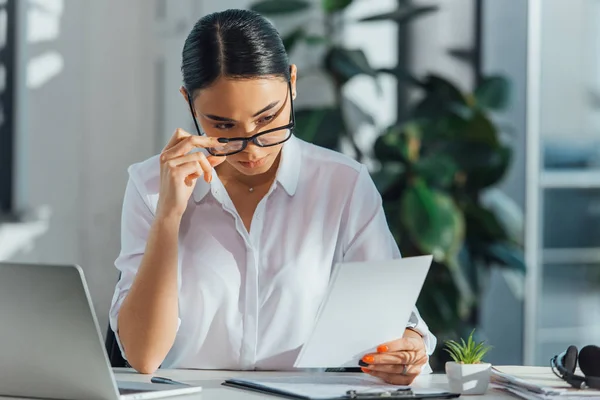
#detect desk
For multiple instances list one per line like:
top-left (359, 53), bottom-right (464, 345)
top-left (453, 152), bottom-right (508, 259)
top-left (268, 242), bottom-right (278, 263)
top-left (111, 368), bottom-right (513, 400)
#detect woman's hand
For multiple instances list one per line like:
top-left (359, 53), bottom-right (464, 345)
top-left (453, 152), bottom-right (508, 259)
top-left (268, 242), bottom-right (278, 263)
top-left (359, 329), bottom-right (428, 385)
top-left (156, 128), bottom-right (226, 220)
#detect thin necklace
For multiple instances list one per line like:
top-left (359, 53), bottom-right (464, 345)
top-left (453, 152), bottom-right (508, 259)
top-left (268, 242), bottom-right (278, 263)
top-left (232, 174), bottom-right (275, 193)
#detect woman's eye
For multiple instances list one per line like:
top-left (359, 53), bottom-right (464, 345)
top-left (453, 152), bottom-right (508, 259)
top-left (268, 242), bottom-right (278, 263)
top-left (214, 123), bottom-right (234, 130)
top-left (259, 115), bottom-right (275, 124)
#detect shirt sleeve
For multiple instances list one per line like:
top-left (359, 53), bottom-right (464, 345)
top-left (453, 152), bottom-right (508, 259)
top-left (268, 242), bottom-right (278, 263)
top-left (340, 165), bottom-right (437, 374)
top-left (108, 167), bottom-right (181, 360)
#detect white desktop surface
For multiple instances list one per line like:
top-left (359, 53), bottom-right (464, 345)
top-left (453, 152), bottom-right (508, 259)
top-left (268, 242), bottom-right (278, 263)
top-left (0, 368), bottom-right (514, 399)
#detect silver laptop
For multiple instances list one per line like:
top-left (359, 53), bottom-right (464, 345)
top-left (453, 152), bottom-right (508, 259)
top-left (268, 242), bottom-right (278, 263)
top-left (0, 262), bottom-right (202, 400)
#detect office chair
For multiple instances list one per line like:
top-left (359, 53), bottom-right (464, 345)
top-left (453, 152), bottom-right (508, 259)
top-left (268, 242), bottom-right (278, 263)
top-left (105, 325), bottom-right (128, 367)
top-left (105, 272), bottom-right (129, 368)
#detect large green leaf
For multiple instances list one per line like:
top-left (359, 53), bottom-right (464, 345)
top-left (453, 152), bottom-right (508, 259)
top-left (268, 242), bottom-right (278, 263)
top-left (482, 242), bottom-right (526, 272)
top-left (443, 141), bottom-right (511, 190)
top-left (359, 5), bottom-right (438, 22)
top-left (250, 0), bottom-right (311, 15)
top-left (294, 107), bottom-right (344, 150)
top-left (282, 27), bottom-right (305, 53)
top-left (417, 113), bottom-right (467, 143)
top-left (417, 263), bottom-right (463, 335)
top-left (325, 47), bottom-right (380, 89)
top-left (446, 256), bottom-right (476, 319)
top-left (373, 125), bottom-right (410, 163)
top-left (412, 74), bottom-right (468, 119)
top-left (467, 145), bottom-right (511, 190)
top-left (400, 178), bottom-right (465, 262)
top-left (474, 76), bottom-right (510, 111)
top-left (322, 0), bottom-right (353, 12)
top-left (414, 154), bottom-right (459, 189)
top-left (463, 202), bottom-right (508, 242)
top-left (459, 109), bottom-right (500, 147)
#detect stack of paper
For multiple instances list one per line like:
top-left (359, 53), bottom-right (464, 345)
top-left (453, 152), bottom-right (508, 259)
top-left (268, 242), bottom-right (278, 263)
top-left (490, 366), bottom-right (600, 399)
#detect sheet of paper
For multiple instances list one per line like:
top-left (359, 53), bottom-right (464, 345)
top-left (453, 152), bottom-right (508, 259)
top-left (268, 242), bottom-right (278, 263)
top-left (294, 256), bottom-right (432, 368)
top-left (491, 367), bottom-right (600, 398)
top-left (228, 374), bottom-right (448, 400)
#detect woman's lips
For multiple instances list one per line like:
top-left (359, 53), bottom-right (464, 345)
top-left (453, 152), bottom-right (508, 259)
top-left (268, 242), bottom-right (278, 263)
top-left (238, 157), bottom-right (267, 169)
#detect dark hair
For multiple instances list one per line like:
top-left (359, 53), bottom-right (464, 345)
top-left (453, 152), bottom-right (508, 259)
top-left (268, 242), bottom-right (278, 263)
top-left (181, 9), bottom-right (291, 96)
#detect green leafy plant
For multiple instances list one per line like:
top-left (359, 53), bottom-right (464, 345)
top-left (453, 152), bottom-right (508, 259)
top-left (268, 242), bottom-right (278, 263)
top-left (372, 74), bottom-right (526, 345)
top-left (249, 0), bottom-right (526, 370)
top-left (444, 330), bottom-right (492, 364)
top-left (250, 0), bottom-right (439, 159)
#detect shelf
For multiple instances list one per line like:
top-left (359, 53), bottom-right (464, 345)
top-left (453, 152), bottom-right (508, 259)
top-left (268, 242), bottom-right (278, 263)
top-left (542, 247), bottom-right (600, 264)
top-left (541, 170), bottom-right (600, 189)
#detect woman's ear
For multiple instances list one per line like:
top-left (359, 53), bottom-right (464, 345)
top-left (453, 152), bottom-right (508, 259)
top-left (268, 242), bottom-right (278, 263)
top-left (180, 86), bottom-right (196, 116)
top-left (289, 64), bottom-right (298, 99)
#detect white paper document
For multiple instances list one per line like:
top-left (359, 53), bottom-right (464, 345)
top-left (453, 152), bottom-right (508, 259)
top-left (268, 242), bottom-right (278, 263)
top-left (225, 374), bottom-right (450, 400)
top-left (294, 256), bottom-right (433, 368)
top-left (491, 366), bottom-right (600, 399)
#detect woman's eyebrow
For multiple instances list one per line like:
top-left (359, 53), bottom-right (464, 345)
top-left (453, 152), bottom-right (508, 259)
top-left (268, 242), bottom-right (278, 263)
top-left (252, 100), bottom-right (281, 117)
top-left (203, 100), bottom-right (281, 122)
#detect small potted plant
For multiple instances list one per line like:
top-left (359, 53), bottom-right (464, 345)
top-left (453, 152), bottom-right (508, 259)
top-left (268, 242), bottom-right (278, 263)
top-left (444, 330), bottom-right (493, 395)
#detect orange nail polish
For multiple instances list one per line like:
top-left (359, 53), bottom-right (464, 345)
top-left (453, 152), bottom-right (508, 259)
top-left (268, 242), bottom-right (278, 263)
top-left (363, 355), bottom-right (375, 364)
top-left (361, 367), bottom-right (369, 373)
top-left (377, 345), bottom-right (389, 353)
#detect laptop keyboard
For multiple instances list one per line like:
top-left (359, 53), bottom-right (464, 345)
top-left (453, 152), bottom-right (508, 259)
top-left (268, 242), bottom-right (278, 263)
top-left (118, 387), bottom-right (152, 395)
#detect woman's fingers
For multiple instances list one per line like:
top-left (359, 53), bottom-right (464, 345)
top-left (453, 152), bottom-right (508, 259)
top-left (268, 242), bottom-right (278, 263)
top-left (162, 128), bottom-right (191, 152)
top-left (171, 161), bottom-right (204, 187)
top-left (207, 155), bottom-right (227, 168)
top-left (361, 359), bottom-right (425, 375)
top-left (165, 152), bottom-right (216, 183)
top-left (361, 368), bottom-right (417, 386)
top-left (161, 135), bottom-right (220, 161)
top-left (361, 351), bottom-right (422, 366)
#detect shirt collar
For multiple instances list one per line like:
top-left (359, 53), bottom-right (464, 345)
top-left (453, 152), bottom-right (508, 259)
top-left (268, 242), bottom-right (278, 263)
top-left (192, 135), bottom-right (301, 202)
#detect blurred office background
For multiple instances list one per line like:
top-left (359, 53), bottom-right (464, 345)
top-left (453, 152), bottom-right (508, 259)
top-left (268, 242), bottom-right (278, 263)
top-left (1, 0), bottom-right (599, 371)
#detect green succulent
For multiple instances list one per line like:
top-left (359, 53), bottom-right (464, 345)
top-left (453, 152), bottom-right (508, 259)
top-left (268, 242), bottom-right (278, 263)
top-left (444, 330), bottom-right (492, 364)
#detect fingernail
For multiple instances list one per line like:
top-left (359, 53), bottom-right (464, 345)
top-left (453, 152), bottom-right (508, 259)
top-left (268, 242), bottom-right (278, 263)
top-left (377, 345), bottom-right (389, 353)
top-left (358, 360), bottom-right (369, 367)
top-left (361, 367), bottom-right (369, 374)
top-left (363, 355), bottom-right (375, 364)
top-left (208, 175), bottom-right (212, 183)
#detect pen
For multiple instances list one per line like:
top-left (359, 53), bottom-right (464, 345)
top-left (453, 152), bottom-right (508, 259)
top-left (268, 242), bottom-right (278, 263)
top-left (150, 376), bottom-right (189, 386)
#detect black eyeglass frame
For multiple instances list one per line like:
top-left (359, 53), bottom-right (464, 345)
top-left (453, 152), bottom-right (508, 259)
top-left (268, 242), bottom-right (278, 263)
top-left (185, 81), bottom-right (296, 157)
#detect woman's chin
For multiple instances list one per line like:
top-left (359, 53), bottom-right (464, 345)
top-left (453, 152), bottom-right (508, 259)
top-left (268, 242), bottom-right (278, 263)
top-left (235, 157), bottom-right (274, 175)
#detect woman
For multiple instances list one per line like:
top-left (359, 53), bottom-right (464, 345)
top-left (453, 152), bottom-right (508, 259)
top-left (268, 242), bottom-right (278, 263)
top-left (109, 8), bottom-right (436, 385)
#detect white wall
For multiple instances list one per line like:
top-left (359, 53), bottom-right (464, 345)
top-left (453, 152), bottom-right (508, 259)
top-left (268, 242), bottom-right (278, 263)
top-left (410, 0), bottom-right (475, 91)
top-left (10, 0), bottom-right (156, 337)
top-left (540, 0), bottom-right (598, 139)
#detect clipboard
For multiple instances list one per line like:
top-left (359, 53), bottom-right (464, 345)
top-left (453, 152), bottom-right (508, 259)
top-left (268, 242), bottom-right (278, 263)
top-left (222, 378), bottom-right (461, 400)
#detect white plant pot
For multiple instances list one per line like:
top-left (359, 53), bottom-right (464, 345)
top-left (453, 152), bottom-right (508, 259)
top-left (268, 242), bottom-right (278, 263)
top-left (445, 361), bottom-right (492, 395)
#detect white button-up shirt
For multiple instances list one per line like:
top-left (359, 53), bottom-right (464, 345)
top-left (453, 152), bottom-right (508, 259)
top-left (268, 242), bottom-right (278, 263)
top-left (109, 135), bottom-right (436, 372)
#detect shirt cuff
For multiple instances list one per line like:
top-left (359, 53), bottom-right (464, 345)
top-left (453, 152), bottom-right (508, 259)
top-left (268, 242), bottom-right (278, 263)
top-left (406, 309), bottom-right (437, 375)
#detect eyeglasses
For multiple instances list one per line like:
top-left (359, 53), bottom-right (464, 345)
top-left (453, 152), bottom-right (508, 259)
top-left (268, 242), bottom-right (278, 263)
top-left (186, 82), bottom-right (295, 157)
